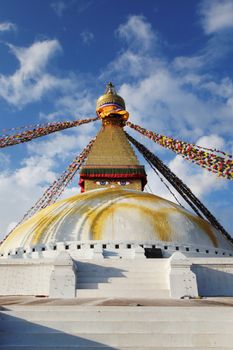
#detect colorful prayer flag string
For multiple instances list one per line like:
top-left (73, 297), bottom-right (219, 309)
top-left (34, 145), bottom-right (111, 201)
top-left (126, 132), bottom-right (232, 243)
top-left (0, 117), bottom-right (99, 148)
top-left (4, 136), bottom-right (96, 238)
top-left (127, 121), bottom-right (233, 180)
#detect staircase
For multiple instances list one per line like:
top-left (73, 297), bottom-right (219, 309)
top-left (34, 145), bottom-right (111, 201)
top-left (1, 304), bottom-right (233, 349)
top-left (76, 259), bottom-right (170, 299)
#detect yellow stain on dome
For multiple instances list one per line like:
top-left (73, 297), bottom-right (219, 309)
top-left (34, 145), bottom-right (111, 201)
top-left (0, 201), bottom-right (61, 249)
top-left (183, 212), bottom-right (218, 247)
top-left (14, 189), bottom-right (170, 245)
top-left (88, 202), bottom-right (173, 241)
top-left (2, 192), bottom-right (91, 247)
top-left (31, 212), bottom-right (62, 245)
top-left (30, 189), bottom-right (125, 243)
top-left (86, 198), bottom-right (218, 246)
top-left (0, 188), bottom-right (219, 249)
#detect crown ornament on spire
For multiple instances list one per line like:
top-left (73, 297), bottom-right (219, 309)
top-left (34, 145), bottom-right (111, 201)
top-left (96, 82), bottom-right (129, 124)
top-left (104, 82), bottom-right (117, 94)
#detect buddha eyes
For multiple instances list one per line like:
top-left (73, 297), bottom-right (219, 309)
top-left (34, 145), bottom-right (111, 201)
top-left (95, 180), bottom-right (130, 186)
top-left (117, 181), bottom-right (130, 186)
top-left (96, 180), bottom-right (109, 185)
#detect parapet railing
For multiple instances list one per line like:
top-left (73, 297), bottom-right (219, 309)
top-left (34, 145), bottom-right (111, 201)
top-left (1, 240), bottom-right (233, 259)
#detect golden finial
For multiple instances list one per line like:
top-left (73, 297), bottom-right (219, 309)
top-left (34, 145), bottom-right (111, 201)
top-left (104, 82), bottom-right (117, 94)
top-left (96, 83), bottom-right (129, 124)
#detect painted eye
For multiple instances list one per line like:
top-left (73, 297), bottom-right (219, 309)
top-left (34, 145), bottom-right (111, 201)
top-left (117, 180), bottom-right (130, 186)
top-left (96, 180), bottom-right (109, 185)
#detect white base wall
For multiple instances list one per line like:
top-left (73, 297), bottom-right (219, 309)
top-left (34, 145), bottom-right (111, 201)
top-left (0, 258), bottom-right (54, 296)
top-left (1, 247), bottom-right (233, 298)
top-left (192, 258), bottom-right (233, 296)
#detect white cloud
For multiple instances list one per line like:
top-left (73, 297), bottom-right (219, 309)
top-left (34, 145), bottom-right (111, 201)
top-left (200, 77), bottom-right (233, 99)
top-left (195, 134), bottom-right (225, 149)
top-left (101, 15), bottom-right (233, 141)
top-left (51, 1), bottom-right (67, 17)
top-left (101, 51), bottom-right (159, 80)
top-left (120, 72), bottom-right (222, 140)
top-left (200, 0), bottom-right (233, 34)
top-left (0, 155), bottom-right (57, 239)
top-left (173, 1), bottom-right (233, 72)
top-left (0, 22), bottom-right (16, 32)
top-left (0, 39), bottom-right (83, 237)
top-left (169, 156), bottom-right (226, 199)
top-left (14, 156), bottom-right (56, 188)
top-left (56, 90), bottom-right (96, 117)
top-left (145, 135), bottom-right (227, 204)
top-left (27, 124), bottom-right (97, 159)
top-left (173, 55), bottom-right (204, 71)
top-left (145, 167), bottom-right (179, 203)
top-left (102, 26), bottom-right (157, 89)
top-left (80, 30), bottom-right (94, 45)
top-left (116, 15), bottom-right (156, 52)
top-left (162, 135), bottom-right (226, 203)
top-left (39, 110), bottom-right (66, 121)
top-left (0, 153), bottom-right (10, 169)
top-left (51, 0), bottom-right (92, 16)
top-left (0, 117), bottom-right (98, 239)
top-left (0, 40), bottom-right (72, 107)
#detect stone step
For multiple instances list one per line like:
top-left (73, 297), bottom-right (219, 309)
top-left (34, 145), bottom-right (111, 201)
top-left (0, 347), bottom-right (231, 350)
top-left (76, 282), bottom-right (168, 289)
top-left (2, 320), bottom-right (233, 334)
top-left (77, 265), bottom-right (167, 271)
top-left (77, 259), bottom-right (166, 265)
top-left (76, 276), bottom-right (166, 283)
top-left (1, 332), bottom-right (233, 347)
top-left (77, 268), bottom-right (166, 273)
top-left (2, 307), bottom-right (233, 322)
top-left (77, 271), bottom-right (166, 280)
top-left (76, 261), bottom-right (167, 270)
top-left (77, 272), bottom-right (166, 278)
top-left (75, 289), bottom-right (170, 298)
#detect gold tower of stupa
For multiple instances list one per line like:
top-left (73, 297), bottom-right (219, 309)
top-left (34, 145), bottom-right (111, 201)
top-left (79, 83), bottom-right (147, 192)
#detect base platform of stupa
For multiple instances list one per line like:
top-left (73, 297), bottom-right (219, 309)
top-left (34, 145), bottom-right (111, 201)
top-left (1, 296), bottom-right (233, 349)
top-left (1, 250), bottom-right (233, 348)
top-left (1, 243), bottom-right (233, 299)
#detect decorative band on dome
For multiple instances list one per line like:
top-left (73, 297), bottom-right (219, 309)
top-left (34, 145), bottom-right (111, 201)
top-left (98, 102), bottom-right (124, 110)
top-left (96, 97), bottom-right (125, 110)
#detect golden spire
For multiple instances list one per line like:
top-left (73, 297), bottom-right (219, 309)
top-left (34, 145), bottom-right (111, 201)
top-left (79, 83), bottom-right (147, 192)
top-left (96, 82), bottom-right (129, 125)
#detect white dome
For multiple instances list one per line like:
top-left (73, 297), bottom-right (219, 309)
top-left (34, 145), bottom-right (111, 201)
top-left (1, 188), bottom-right (232, 252)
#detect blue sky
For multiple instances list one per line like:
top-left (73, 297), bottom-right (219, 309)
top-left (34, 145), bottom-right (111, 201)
top-left (0, 0), bottom-right (233, 238)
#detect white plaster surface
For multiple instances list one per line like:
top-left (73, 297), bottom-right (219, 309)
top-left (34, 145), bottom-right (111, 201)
top-left (2, 188), bottom-right (232, 253)
top-left (49, 252), bottom-right (76, 298)
top-left (76, 258), bottom-right (170, 299)
top-left (169, 252), bottom-right (198, 298)
top-left (0, 258), bottom-right (54, 296)
top-left (1, 305), bottom-right (233, 349)
top-left (1, 249), bottom-right (233, 299)
top-left (192, 257), bottom-right (233, 296)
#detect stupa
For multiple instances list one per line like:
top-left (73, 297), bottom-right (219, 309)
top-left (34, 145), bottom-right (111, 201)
top-left (1, 84), bottom-right (233, 349)
top-left (0, 83), bottom-right (232, 254)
